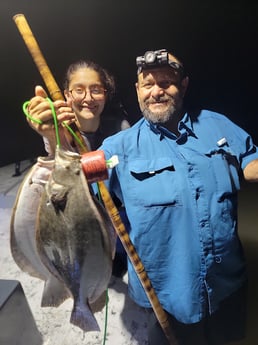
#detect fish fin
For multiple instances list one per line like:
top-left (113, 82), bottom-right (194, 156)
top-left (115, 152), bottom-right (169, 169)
top-left (41, 275), bottom-right (71, 307)
top-left (70, 299), bottom-right (100, 332)
top-left (90, 290), bottom-right (107, 313)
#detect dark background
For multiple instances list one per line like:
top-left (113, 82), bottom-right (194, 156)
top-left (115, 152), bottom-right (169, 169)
top-left (1, 0), bottom-right (258, 166)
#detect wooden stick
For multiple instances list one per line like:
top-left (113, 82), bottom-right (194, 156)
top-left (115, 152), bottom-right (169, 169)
top-left (13, 14), bottom-right (178, 344)
top-left (13, 14), bottom-right (63, 101)
top-left (13, 14), bottom-right (88, 153)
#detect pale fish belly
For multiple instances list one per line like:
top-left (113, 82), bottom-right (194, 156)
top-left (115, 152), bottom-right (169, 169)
top-left (10, 157), bottom-right (70, 307)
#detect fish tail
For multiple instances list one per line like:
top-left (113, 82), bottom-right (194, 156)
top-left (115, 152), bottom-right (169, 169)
top-left (70, 299), bottom-right (100, 332)
top-left (41, 275), bottom-right (71, 307)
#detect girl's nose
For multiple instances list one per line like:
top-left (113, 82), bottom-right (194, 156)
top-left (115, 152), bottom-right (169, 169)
top-left (84, 90), bottom-right (94, 101)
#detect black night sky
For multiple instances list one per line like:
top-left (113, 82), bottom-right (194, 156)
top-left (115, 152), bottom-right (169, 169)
top-left (1, 0), bottom-right (258, 166)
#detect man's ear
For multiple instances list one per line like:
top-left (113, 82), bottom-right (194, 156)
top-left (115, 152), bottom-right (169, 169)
top-left (135, 82), bottom-right (140, 98)
top-left (181, 76), bottom-right (189, 97)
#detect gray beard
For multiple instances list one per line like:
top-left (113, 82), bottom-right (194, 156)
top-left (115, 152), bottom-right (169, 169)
top-left (142, 104), bottom-right (179, 124)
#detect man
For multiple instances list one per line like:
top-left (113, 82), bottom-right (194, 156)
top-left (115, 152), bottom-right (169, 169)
top-left (97, 49), bottom-right (258, 344)
top-left (25, 49), bottom-right (258, 344)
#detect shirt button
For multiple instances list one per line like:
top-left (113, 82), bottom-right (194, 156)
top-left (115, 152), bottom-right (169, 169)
top-left (215, 256), bottom-right (222, 263)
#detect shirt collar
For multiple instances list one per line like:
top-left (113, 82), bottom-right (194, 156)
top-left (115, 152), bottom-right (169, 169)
top-left (147, 112), bottom-right (197, 142)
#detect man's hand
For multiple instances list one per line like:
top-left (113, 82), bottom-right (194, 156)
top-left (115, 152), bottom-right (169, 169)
top-left (243, 159), bottom-right (258, 182)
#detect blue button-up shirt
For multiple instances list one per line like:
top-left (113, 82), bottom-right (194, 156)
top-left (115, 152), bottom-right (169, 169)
top-left (99, 109), bottom-right (258, 324)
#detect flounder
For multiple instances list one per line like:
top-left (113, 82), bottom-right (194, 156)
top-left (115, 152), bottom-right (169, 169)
top-left (35, 148), bottom-right (115, 332)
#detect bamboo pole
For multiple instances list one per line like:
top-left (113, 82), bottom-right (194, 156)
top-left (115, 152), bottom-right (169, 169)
top-left (12, 14), bottom-right (88, 153)
top-left (13, 14), bottom-right (178, 344)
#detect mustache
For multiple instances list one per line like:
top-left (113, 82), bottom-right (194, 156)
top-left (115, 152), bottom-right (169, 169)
top-left (145, 96), bottom-right (172, 105)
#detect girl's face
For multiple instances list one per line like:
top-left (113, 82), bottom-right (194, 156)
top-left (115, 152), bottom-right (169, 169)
top-left (64, 67), bottom-right (107, 123)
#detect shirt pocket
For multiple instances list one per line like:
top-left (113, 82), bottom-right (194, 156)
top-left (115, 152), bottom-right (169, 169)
top-left (205, 148), bottom-right (241, 199)
top-left (128, 157), bottom-right (181, 207)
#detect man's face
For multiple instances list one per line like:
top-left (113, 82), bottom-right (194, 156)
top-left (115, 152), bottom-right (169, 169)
top-left (136, 64), bottom-right (188, 124)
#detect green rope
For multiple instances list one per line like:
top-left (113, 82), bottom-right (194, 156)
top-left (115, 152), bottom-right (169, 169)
top-left (22, 98), bottom-right (61, 147)
top-left (46, 97), bottom-right (60, 147)
top-left (62, 121), bottom-right (86, 150)
top-left (102, 289), bottom-right (109, 345)
top-left (22, 101), bottom-right (42, 124)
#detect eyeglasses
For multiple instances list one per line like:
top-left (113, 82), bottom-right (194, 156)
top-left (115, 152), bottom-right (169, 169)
top-left (69, 86), bottom-right (106, 100)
